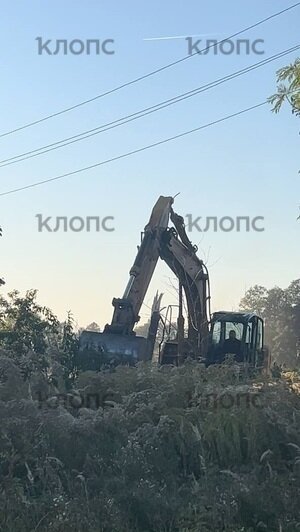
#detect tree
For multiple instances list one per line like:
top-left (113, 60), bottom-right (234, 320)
top-left (85, 321), bottom-right (101, 332)
top-left (51, 311), bottom-right (79, 388)
top-left (269, 58), bottom-right (300, 217)
top-left (0, 289), bottom-right (59, 357)
top-left (240, 279), bottom-right (300, 367)
top-left (0, 291), bottom-right (79, 387)
top-left (268, 58), bottom-right (300, 116)
top-left (239, 285), bottom-right (268, 316)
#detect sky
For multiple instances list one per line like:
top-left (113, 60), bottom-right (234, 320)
top-left (0, 0), bottom-right (299, 329)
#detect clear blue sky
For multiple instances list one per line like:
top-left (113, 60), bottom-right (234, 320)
top-left (0, 0), bottom-right (299, 328)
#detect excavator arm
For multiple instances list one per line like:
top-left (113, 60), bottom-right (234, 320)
top-left (104, 195), bottom-right (174, 335)
top-left (159, 221), bottom-right (210, 358)
top-left (78, 196), bottom-right (210, 367)
top-left (78, 196), bottom-right (174, 366)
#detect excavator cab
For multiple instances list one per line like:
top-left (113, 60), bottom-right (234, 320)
top-left (207, 311), bottom-right (270, 371)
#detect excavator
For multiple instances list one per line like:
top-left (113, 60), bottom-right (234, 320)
top-left (78, 196), bottom-right (270, 372)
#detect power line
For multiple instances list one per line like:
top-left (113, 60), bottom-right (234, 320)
top-left (0, 2), bottom-right (299, 139)
top-left (1, 44), bottom-right (298, 168)
top-left (0, 101), bottom-right (267, 198)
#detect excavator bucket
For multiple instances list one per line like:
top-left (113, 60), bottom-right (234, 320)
top-left (77, 293), bottom-right (163, 370)
top-left (77, 330), bottom-right (149, 369)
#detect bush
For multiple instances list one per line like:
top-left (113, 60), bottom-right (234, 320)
top-left (0, 357), bottom-right (300, 531)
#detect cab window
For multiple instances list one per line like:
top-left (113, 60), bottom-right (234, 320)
top-left (245, 322), bottom-right (253, 345)
top-left (257, 319), bottom-right (263, 349)
top-left (225, 322), bottom-right (243, 340)
top-left (212, 321), bottom-right (221, 343)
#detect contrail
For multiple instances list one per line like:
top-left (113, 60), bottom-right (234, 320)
top-left (143, 33), bottom-right (222, 42)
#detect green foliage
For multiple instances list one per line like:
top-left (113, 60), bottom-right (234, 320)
top-left (268, 58), bottom-right (300, 117)
top-left (85, 322), bottom-right (101, 332)
top-left (0, 291), bottom-right (78, 388)
top-left (1, 359), bottom-right (300, 531)
top-left (1, 289), bottom-right (300, 530)
top-left (269, 58), bottom-right (300, 206)
top-left (51, 311), bottom-right (79, 389)
top-left (0, 289), bottom-right (59, 356)
top-left (240, 279), bottom-right (300, 367)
